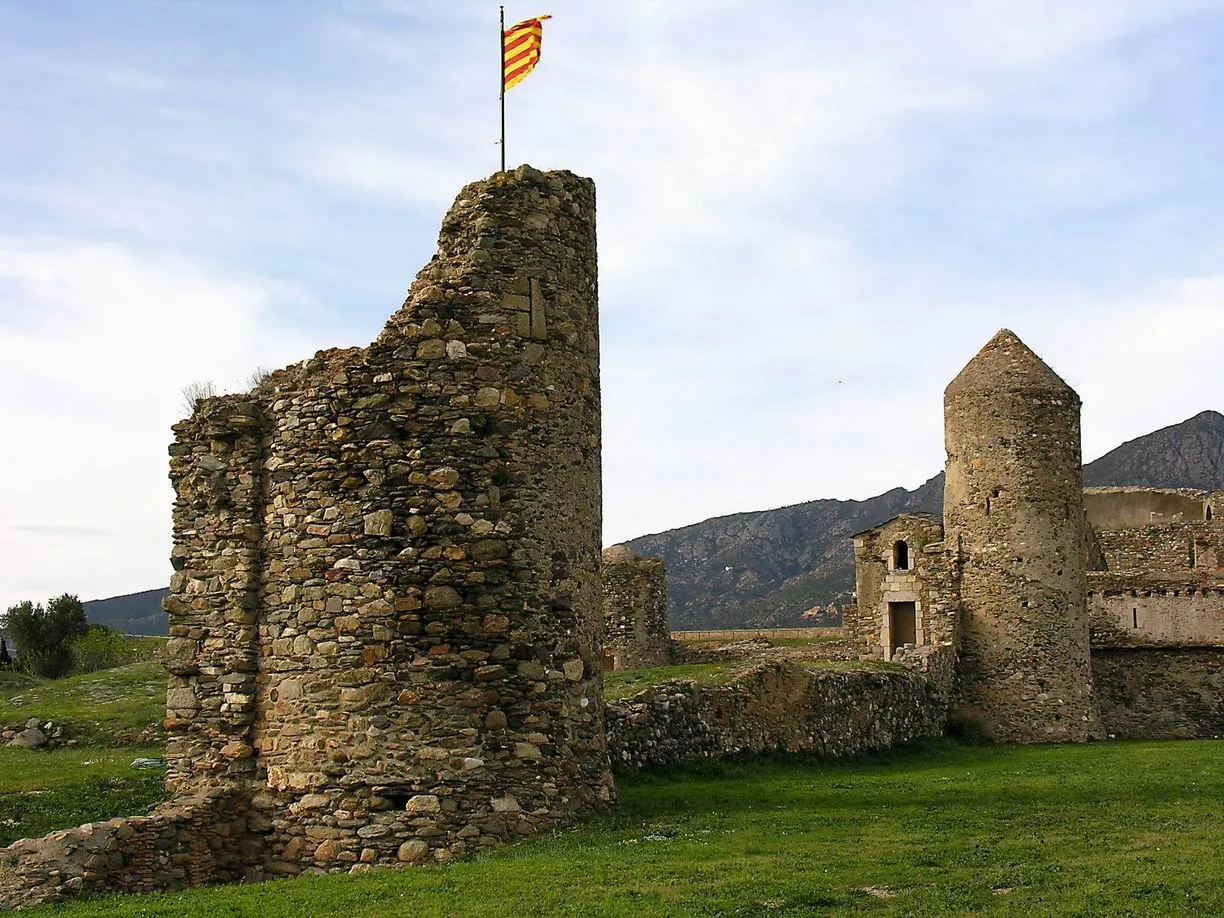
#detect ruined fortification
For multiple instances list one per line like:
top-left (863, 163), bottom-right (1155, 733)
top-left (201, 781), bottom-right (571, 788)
top-left (601, 545), bottom-right (673, 670)
top-left (0, 166), bottom-right (612, 908)
top-left (850, 329), bottom-right (1224, 743)
top-left (167, 165), bottom-right (611, 868)
top-left (1085, 487), bottom-right (1224, 737)
top-left (5, 190), bottom-right (1224, 909)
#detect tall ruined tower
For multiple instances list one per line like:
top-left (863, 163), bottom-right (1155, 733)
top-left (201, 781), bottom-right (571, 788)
top-left (943, 329), bottom-right (1103, 743)
top-left (165, 166), bottom-right (611, 872)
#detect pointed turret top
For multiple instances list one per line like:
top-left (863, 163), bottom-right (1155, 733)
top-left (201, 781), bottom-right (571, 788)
top-left (945, 329), bottom-right (1077, 400)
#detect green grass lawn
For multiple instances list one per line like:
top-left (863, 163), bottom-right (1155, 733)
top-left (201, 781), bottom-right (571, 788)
top-left (0, 746), bottom-right (166, 846)
top-left (31, 739), bottom-right (1224, 917)
top-left (606, 659), bottom-right (904, 701)
top-left (604, 663), bottom-right (745, 700)
top-left (0, 663), bottom-right (170, 845)
top-left (0, 662), bottom-right (167, 744)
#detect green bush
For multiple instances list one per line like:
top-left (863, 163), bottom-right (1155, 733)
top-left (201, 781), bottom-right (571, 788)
top-left (69, 626), bottom-right (138, 675)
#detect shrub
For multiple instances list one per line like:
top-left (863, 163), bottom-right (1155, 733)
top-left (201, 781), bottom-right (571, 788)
top-left (69, 625), bottom-right (136, 675)
top-left (2, 595), bottom-right (88, 678)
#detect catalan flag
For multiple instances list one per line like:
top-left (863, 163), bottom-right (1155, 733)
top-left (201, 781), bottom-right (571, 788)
top-left (503, 14), bottom-right (551, 92)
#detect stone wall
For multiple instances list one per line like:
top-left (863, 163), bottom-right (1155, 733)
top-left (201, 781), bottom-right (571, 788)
top-left (1088, 581), bottom-right (1224, 647)
top-left (170, 166), bottom-right (612, 874)
top-left (0, 791), bottom-right (250, 910)
top-left (601, 545), bottom-right (673, 670)
top-left (1093, 647), bottom-right (1224, 739)
top-left (1085, 488), bottom-right (1212, 529)
top-left (1094, 523), bottom-right (1223, 575)
top-left (605, 660), bottom-right (947, 770)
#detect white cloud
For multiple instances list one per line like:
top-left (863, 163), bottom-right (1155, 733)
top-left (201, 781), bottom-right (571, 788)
top-left (0, 239), bottom-right (324, 608)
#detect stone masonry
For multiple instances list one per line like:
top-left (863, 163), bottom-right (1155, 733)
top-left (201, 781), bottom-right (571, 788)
top-left (160, 166), bottom-right (613, 878)
top-left (942, 329), bottom-right (1104, 742)
top-left (601, 545), bottom-right (673, 671)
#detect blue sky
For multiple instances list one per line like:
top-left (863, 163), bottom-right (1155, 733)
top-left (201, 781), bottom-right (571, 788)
top-left (2, 0), bottom-right (1223, 608)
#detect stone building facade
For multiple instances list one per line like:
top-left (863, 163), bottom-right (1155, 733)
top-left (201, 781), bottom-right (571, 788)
top-left (849, 329), bottom-right (1224, 742)
top-left (601, 545), bottom-right (674, 671)
top-left (1084, 488), bottom-right (1224, 737)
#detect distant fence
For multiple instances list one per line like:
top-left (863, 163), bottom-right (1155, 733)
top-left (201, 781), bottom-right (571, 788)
top-left (670, 627), bottom-right (844, 642)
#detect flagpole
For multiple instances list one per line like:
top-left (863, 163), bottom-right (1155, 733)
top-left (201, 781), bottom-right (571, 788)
top-left (499, 5), bottom-right (506, 173)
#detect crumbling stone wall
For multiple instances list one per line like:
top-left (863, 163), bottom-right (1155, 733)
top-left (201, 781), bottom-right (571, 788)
top-left (605, 660), bottom-right (946, 770)
top-left (170, 167), bottom-right (612, 875)
top-left (0, 790), bottom-right (250, 910)
top-left (601, 545), bottom-right (673, 670)
top-left (943, 330), bottom-right (1103, 743)
top-left (0, 164), bottom-right (617, 908)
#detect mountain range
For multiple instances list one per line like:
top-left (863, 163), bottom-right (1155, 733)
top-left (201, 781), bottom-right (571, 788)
top-left (85, 411), bottom-right (1224, 635)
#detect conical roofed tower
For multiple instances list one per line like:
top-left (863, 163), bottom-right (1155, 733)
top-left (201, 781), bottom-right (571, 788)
top-left (944, 329), bottom-right (1104, 743)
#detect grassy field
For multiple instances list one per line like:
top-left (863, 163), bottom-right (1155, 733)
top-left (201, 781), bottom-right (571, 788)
top-left (0, 662), bottom-right (169, 846)
top-left (30, 739), bottom-right (1224, 917)
top-left (0, 746), bottom-right (165, 846)
top-left (0, 662), bottom-right (167, 745)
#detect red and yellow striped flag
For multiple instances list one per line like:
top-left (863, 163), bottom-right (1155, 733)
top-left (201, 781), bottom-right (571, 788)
top-left (503, 14), bottom-right (552, 91)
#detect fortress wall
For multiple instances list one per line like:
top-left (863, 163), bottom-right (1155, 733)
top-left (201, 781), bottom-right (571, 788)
top-left (28, 165), bottom-right (618, 898)
top-left (1088, 582), bottom-right (1224, 647)
top-left (1092, 647), bottom-right (1224, 739)
top-left (605, 660), bottom-right (946, 770)
top-left (164, 395), bottom-right (266, 796)
top-left (601, 547), bottom-right (673, 670)
top-left (1094, 523), bottom-right (1223, 574)
top-left (1084, 488), bottom-right (1209, 529)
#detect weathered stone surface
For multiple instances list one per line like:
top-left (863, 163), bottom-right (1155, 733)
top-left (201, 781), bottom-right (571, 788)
top-left (602, 546), bottom-right (675, 671)
top-left (8, 726), bottom-right (47, 749)
top-left (943, 330), bottom-right (1104, 743)
top-left (363, 510), bottom-right (393, 537)
top-left (605, 659), bottom-right (947, 770)
top-left (397, 840), bottom-right (429, 863)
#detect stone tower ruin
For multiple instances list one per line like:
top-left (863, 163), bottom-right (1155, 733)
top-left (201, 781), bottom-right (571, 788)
top-left (601, 545), bottom-right (673, 671)
top-left (943, 329), bottom-right (1104, 742)
top-left (164, 166), bottom-right (612, 872)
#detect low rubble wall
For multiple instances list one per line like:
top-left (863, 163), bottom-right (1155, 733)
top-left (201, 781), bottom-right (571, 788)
top-left (605, 659), bottom-right (947, 770)
top-left (0, 788), bottom-right (253, 910)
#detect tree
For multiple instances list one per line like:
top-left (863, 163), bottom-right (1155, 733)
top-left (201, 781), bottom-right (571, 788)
top-left (1, 594), bottom-right (88, 678)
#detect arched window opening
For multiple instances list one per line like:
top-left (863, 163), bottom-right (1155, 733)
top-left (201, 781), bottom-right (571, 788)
top-left (1207, 505), bottom-right (1214, 522)
top-left (893, 540), bottom-right (910, 571)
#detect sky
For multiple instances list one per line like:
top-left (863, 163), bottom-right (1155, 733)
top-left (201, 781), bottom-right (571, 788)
top-left (2, 0), bottom-right (1224, 609)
